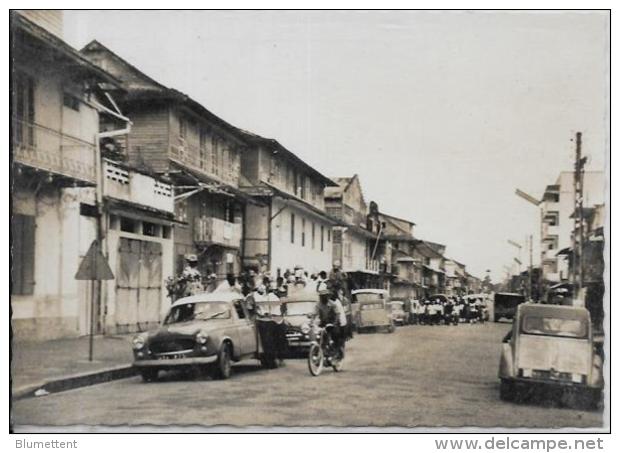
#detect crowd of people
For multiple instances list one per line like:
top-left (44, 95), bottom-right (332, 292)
top-left (408, 296), bottom-right (487, 326)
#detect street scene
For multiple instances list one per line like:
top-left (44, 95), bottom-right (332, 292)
top-left (12, 322), bottom-right (603, 428)
top-left (10, 10), bottom-right (608, 431)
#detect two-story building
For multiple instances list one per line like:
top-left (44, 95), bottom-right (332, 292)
top-left (444, 258), bottom-right (467, 296)
top-left (325, 175), bottom-right (381, 289)
top-left (81, 41), bottom-right (254, 282)
top-left (100, 159), bottom-right (176, 333)
top-left (376, 212), bottom-right (421, 299)
top-left (11, 12), bottom-right (121, 340)
top-left (239, 132), bottom-right (339, 276)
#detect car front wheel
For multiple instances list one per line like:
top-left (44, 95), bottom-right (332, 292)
top-left (214, 343), bottom-right (232, 380)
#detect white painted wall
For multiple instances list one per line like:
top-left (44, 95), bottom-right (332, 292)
top-left (270, 198), bottom-right (333, 275)
top-left (12, 186), bottom-right (97, 340)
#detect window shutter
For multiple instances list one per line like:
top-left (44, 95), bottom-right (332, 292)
top-left (11, 214), bottom-right (35, 295)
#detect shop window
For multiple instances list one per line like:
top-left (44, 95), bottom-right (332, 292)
top-left (120, 217), bottom-right (137, 233)
top-left (11, 214), bottom-right (35, 295)
top-left (142, 221), bottom-right (158, 237)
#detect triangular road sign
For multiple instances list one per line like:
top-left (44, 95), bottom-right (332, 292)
top-left (75, 240), bottom-right (115, 280)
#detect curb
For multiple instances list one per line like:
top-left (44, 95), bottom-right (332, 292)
top-left (13, 364), bottom-right (139, 400)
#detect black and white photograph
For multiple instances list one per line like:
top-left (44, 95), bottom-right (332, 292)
top-left (8, 7), bottom-right (611, 434)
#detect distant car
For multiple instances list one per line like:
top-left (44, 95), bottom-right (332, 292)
top-left (494, 292), bottom-right (525, 322)
top-left (388, 301), bottom-right (407, 325)
top-left (132, 292), bottom-right (278, 382)
top-left (351, 289), bottom-right (394, 333)
top-left (498, 303), bottom-right (603, 407)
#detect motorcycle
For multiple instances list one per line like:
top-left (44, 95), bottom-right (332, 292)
top-left (307, 323), bottom-right (344, 376)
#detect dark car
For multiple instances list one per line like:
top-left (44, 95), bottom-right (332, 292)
top-left (494, 292), bottom-right (526, 322)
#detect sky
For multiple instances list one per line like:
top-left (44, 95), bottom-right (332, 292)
top-left (63, 10), bottom-right (609, 281)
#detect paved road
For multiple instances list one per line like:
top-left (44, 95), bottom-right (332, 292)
top-left (12, 322), bottom-right (603, 429)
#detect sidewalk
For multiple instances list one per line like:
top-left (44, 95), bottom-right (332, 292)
top-left (11, 334), bottom-right (137, 399)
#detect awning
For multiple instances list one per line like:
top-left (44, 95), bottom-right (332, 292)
top-left (396, 256), bottom-right (416, 263)
top-left (105, 197), bottom-right (184, 226)
top-left (169, 160), bottom-right (263, 206)
top-left (247, 180), bottom-right (342, 226)
top-left (556, 247), bottom-right (573, 257)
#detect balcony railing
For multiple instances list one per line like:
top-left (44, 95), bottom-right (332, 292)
top-left (103, 160), bottom-right (174, 213)
top-left (170, 138), bottom-right (239, 187)
top-left (12, 118), bottom-right (96, 184)
top-left (194, 216), bottom-right (242, 248)
top-left (365, 258), bottom-right (380, 273)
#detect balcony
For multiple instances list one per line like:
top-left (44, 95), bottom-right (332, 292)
top-left (194, 216), bottom-right (242, 248)
top-left (103, 160), bottom-right (174, 213)
top-left (12, 118), bottom-right (96, 185)
top-left (170, 137), bottom-right (239, 187)
top-left (365, 258), bottom-right (380, 273)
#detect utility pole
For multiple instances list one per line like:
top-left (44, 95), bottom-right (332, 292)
top-left (528, 234), bottom-right (533, 301)
top-left (573, 132), bottom-right (586, 296)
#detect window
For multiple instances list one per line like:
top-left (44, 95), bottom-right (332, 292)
top-left (13, 73), bottom-right (35, 146)
top-left (300, 175), bottom-right (307, 199)
top-left (301, 218), bottom-right (306, 247)
top-left (162, 226), bottom-right (172, 239)
top-left (321, 225), bottom-right (324, 251)
top-left (63, 93), bottom-right (80, 111)
top-left (311, 223), bottom-right (315, 249)
top-left (290, 213), bottom-right (295, 244)
top-left (120, 217), bottom-right (137, 233)
top-left (11, 214), bottom-right (35, 295)
top-left (327, 229), bottom-right (331, 242)
top-left (142, 222), bottom-right (158, 237)
top-left (179, 116), bottom-right (187, 140)
top-left (199, 129), bottom-right (209, 169)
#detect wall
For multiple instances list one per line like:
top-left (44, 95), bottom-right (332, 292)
top-left (124, 104), bottom-right (171, 173)
top-left (12, 184), bottom-right (97, 340)
top-left (270, 198), bottom-right (333, 275)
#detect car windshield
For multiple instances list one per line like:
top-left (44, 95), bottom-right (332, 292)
top-left (522, 316), bottom-right (588, 338)
top-left (164, 302), bottom-right (231, 324)
top-left (390, 303), bottom-right (404, 311)
top-left (355, 293), bottom-right (385, 303)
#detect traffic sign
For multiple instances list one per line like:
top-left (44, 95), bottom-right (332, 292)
top-left (75, 240), bottom-right (114, 281)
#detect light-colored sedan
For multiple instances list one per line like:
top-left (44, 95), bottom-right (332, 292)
top-left (132, 291), bottom-right (278, 381)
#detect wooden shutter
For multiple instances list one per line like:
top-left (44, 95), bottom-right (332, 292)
top-left (11, 214), bottom-right (35, 295)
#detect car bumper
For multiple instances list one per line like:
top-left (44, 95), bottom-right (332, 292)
top-left (502, 376), bottom-right (601, 390)
top-left (134, 355), bottom-right (218, 368)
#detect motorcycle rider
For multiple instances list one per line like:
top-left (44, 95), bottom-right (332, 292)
top-left (312, 281), bottom-right (348, 358)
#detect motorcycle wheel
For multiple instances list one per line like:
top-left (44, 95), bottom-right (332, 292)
top-left (308, 343), bottom-right (324, 376)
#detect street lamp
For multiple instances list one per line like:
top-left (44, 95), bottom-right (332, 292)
top-left (514, 189), bottom-right (541, 301)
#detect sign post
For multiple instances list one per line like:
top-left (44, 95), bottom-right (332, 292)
top-left (75, 239), bottom-right (115, 361)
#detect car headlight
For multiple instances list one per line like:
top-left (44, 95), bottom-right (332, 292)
top-left (196, 332), bottom-right (209, 344)
top-left (301, 323), bottom-right (310, 334)
top-left (132, 335), bottom-right (145, 350)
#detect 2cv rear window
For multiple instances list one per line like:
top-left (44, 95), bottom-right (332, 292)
top-left (521, 315), bottom-right (588, 339)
